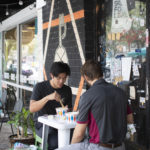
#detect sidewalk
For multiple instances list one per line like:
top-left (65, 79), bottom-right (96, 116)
top-left (0, 123), bottom-right (15, 150)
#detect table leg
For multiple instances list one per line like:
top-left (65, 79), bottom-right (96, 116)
top-left (42, 124), bottom-right (49, 150)
top-left (58, 129), bottom-right (70, 148)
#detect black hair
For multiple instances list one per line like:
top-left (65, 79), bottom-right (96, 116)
top-left (50, 61), bottom-right (71, 77)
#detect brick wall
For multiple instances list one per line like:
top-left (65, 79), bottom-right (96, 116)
top-left (84, 0), bottom-right (96, 60)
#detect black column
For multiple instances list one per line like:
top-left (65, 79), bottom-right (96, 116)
top-left (146, 0), bottom-right (150, 149)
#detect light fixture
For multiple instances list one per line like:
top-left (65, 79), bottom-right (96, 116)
top-left (19, 0), bottom-right (23, 6)
top-left (6, 5), bottom-right (9, 16)
top-left (29, 2), bottom-right (36, 10)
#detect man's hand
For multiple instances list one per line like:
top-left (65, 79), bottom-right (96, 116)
top-left (46, 91), bottom-right (61, 102)
top-left (30, 91), bottom-right (61, 113)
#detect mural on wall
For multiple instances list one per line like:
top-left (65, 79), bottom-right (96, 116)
top-left (106, 0), bottom-right (146, 55)
top-left (42, 0), bottom-right (85, 88)
top-left (54, 14), bottom-right (68, 63)
top-left (111, 0), bottom-right (132, 33)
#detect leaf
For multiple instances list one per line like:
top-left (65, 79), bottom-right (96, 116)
top-left (7, 106), bottom-right (35, 138)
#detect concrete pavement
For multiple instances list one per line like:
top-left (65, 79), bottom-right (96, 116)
top-left (0, 123), bottom-right (15, 150)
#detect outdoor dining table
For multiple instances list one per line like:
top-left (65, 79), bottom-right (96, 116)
top-left (38, 115), bottom-right (76, 150)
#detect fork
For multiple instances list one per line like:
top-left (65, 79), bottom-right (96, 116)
top-left (59, 98), bottom-right (65, 108)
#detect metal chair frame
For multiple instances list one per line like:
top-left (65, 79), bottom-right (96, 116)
top-left (0, 88), bottom-right (14, 134)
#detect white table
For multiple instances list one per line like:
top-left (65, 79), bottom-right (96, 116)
top-left (38, 115), bottom-right (76, 150)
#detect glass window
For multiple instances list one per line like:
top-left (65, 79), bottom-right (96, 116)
top-left (20, 19), bottom-right (40, 87)
top-left (3, 28), bottom-right (17, 83)
top-left (2, 18), bottom-right (41, 108)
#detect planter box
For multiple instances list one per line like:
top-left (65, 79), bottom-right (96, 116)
top-left (9, 134), bottom-right (35, 148)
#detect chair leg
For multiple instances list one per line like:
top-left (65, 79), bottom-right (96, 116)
top-left (0, 118), bottom-right (14, 134)
top-left (10, 124), bottom-right (14, 135)
top-left (0, 107), bottom-right (5, 131)
top-left (7, 110), bottom-right (14, 135)
top-left (0, 112), bottom-right (6, 131)
top-left (0, 118), bottom-right (3, 131)
top-left (35, 135), bottom-right (48, 150)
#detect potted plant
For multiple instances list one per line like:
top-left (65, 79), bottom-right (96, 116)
top-left (7, 107), bottom-right (36, 147)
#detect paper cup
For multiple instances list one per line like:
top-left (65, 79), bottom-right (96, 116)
top-left (55, 107), bottom-right (68, 118)
top-left (65, 112), bottom-right (79, 123)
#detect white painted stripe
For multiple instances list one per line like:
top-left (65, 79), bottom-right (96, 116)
top-left (66, 0), bottom-right (85, 65)
top-left (2, 80), bottom-right (86, 95)
top-left (37, 7), bottom-right (44, 81)
top-left (43, 0), bottom-right (55, 65)
top-left (2, 80), bottom-right (33, 91)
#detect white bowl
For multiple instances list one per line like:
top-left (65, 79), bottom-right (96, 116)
top-left (55, 107), bottom-right (68, 118)
top-left (65, 111), bottom-right (79, 123)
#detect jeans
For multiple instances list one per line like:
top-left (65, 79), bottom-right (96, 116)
top-left (55, 139), bottom-right (125, 150)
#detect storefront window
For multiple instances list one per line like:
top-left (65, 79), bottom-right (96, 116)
top-left (3, 28), bottom-right (17, 83)
top-left (2, 18), bottom-right (41, 108)
top-left (20, 19), bottom-right (39, 87)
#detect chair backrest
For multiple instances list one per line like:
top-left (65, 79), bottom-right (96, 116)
top-left (13, 99), bottom-right (23, 113)
top-left (6, 86), bottom-right (16, 112)
top-left (1, 88), bottom-right (7, 106)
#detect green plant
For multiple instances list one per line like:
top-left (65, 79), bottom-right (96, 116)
top-left (8, 107), bottom-right (35, 139)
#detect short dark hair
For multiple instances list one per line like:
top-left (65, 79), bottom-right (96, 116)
top-left (80, 60), bottom-right (103, 80)
top-left (50, 61), bottom-right (71, 77)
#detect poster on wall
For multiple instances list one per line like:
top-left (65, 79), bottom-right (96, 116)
top-left (105, 0), bottom-right (146, 80)
top-left (111, 0), bottom-right (132, 33)
top-left (110, 58), bottom-right (122, 83)
top-left (121, 57), bottom-right (132, 81)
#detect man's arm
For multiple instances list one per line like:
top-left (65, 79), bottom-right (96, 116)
top-left (30, 98), bottom-right (48, 113)
top-left (127, 113), bottom-right (134, 124)
top-left (127, 104), bottom-right (134, 124)
top-left (71, 123), bottom-right (87, 144)
top-left (29, 91), bottom-right (61, 113)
